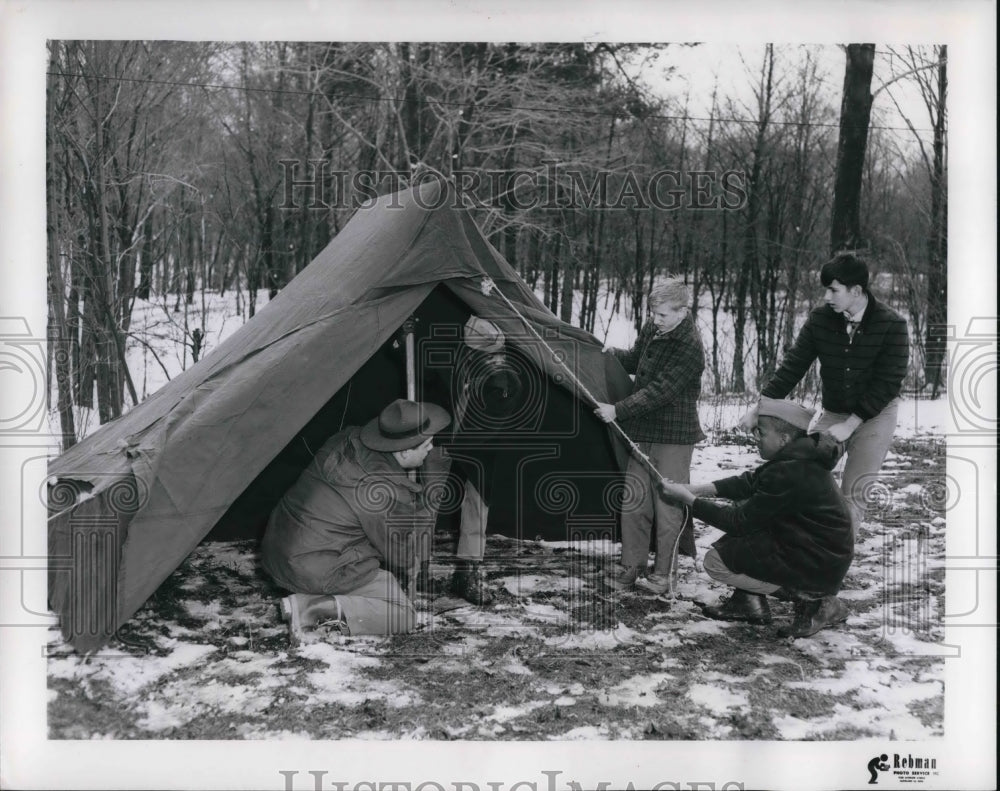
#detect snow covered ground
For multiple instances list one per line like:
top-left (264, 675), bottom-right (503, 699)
top-left (47, 428), bottom-right (947, 741)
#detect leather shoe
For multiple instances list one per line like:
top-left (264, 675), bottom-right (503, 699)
top-left (604, 564), bottom-right (640, 590)
top-left (777, 595), bottom-right (849, 638)
top-left (700, 589), bottom-right (772, 625)
top-left (634, 572), bottom-right (672, 597)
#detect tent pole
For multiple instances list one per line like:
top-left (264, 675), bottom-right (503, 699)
top-left (403, 316), bottom-right (416, 401)
top-left (402, 317), bottom-right (417, 485)
top-left (402, 316), bottom-right (420, 594)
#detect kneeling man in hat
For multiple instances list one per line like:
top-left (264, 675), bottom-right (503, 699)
top-left (659, 397), bottom-right (854, 638)
top-left (261, 399), bottom-right (451, 642)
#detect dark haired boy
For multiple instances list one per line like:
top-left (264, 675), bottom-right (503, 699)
top-left (661, 398), bottom-right (854, 638)
top-left (741, 252), bottom-right (909, 531)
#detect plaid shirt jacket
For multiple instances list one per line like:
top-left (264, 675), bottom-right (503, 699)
top-left (611, 314), bottom-right (706, 445)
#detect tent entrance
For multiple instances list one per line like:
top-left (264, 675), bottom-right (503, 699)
top-left (206, 283), bottom-right (622, 544)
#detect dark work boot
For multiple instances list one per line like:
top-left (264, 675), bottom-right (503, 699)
top-left (280, 593), bottom-right (349, 645)
top-left (700, 589), bottom-right (772, 625)
top-left (777, 595), bottom-right (849, 638)
top-left (450, 562), bottom-right (494, 606)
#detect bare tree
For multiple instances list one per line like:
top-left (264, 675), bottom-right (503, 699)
top-left (831, 43), bottom-right (875, 253)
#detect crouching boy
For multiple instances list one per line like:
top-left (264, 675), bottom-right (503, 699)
top-left (659, 397), bottom-right (854, 638)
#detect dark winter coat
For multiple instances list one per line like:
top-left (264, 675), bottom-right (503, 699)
top-left (612, 314), bottom-right (706, 445)
top-left (260, 428), bottom-right (448, 595)
top-left (692, 433), bottom-right (854, 595)
top-left (761, 294), bottom-right (908, 421)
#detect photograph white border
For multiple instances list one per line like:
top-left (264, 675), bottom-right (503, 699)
top-left (1, 1), bottom-right (995, 789)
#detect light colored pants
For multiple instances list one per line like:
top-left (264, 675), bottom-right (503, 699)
top-left (336, 569), bottom-right (416, 635)
top-left (456, 479), bottom-right (487, 560)
top-left (812, 398), bottom-right (900, 529)
top-left (703, 548), bottom-right (780, 595)
top-left (621, 442), bottom-right (694, 575)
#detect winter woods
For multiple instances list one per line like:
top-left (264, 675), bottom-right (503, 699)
top-left (46, 42), bottom-right (947, 448)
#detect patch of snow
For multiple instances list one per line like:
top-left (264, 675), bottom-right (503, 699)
top-left (303, 678), bottom-right (419, 709)
top-left (554, 725), bottom-right (609, 739)
top-left (538, 538), bottom-right (618, 557)
top-left (553, 696), bottom-right (577, 706)
top-left (519, 602), bottom-right (570, 623)
top-left (462, 610), bottom-right (545, 639)
top-left (501, 656), bottom-right (533, 675)
top-left (295, 640), bottom-right (422, 708)
top-left (136, 699), bottom-right (190, 732)
top-left (597, 672), bottom-right (674, 708)
top-left (872, 624), bottom-right (951, 656)
top-left (758, 654), bottom-right (799, 666)
top-left (868, 708), bottom-right (943, 740)
top-left (497, 573), bottom-right (584, 596)
top-left (553, 623), bottom-right (642, 651)
top-left (182, 600), bottom-right (224, 625)
top-left (853, 678), bottom-right (942, 709)
top-left (688, 683), bottom-right (749, 715)
top-left (438, 636), bottom-right (489, 655)
top-left (775, 698), bottom-right (939, 740)
top-left (545, 682), bottom-right (585, 698)
top-left (47, 640), bottom-right (217, 698)
top-left (678, 618), bottom-right (731, 636)
top-left (204, 655), bottom-right (284, 681)
top-left (786, 662), bottom-right (872, 696)
top-left (414, 659), bottom-right (468, 674)
top-left (838, 587), bottom-right (880, 601)
top-left (192, 679), bottom-right (273, 714)
top-left (296, 641), bottom-right (381, 669)
top-left (485, 700), bottom-right (547, 723)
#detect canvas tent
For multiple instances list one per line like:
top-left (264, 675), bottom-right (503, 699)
top-left (48, 177), bottom-right (632, 652)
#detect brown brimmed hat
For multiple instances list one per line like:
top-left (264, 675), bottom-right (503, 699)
top-left (360, 399), bottom-right (451, 452)
top-left (758, 396), bottom-right (815, 431)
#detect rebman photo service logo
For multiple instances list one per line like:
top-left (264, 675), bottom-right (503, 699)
top-left (867, 752), bottom-right (940, 785)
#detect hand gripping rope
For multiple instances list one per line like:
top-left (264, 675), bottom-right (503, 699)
top-left (478, 276), bottom-right (691, 599)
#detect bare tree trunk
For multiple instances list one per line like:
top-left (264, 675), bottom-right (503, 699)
top-left (924, 45), bottom-right (947, 395)
top-left (47, 73), bottom-right (76, 448)
top-left (732, 44), bottom-right (774, 393)
top-left (137, 211), bottom-right (155, 300)
top-left (831, 43), bottom-right (875, 253)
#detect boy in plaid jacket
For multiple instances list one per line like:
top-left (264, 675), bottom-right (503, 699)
top-left (594, 278), bottom-right (706, 594)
